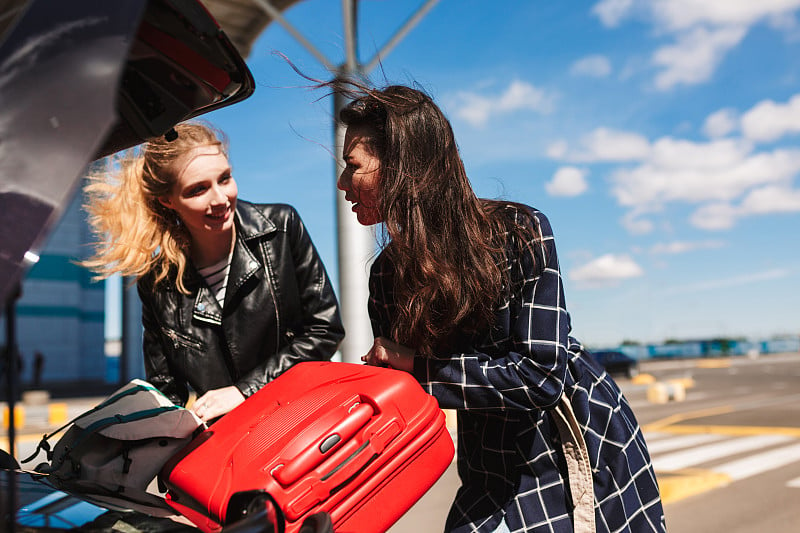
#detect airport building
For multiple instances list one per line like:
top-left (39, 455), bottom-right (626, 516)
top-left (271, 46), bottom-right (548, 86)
top-left (1, 179), bottom-right (106, 386)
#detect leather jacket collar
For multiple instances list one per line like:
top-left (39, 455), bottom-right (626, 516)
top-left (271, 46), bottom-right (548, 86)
top-left (187, 201), bottom-right (279, 326)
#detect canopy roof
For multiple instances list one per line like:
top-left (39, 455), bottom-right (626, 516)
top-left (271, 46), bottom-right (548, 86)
top-left (201, 0), bottom-right (304, 58)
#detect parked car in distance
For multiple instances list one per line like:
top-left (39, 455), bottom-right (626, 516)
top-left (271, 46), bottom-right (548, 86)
top-left (590, 350), bottom-right (640, 379)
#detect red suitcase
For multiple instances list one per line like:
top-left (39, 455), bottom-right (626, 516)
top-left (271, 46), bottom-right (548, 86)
top-left (160, 361), bottom-right (455, 533)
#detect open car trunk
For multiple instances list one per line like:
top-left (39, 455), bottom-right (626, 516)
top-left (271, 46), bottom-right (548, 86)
top-left (1, 1), bottom-right (254, 531)
top-left (0, 0), bottom-right (255, 307)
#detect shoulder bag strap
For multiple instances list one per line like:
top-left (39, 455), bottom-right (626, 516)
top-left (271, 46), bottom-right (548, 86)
top-left (68, 405), bottom-right (181, 450)
top-left (552, 395), bottom-right (596, 533)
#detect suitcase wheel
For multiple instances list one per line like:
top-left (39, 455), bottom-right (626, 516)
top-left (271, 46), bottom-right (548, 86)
top-left (225, 490), bottom-right (284, 531)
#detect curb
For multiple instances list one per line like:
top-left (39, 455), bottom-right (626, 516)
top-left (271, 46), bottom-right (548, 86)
top-left (645, 377), bottom-right (695, 404)
top-left (2, 393), bottom-right (105, 437)
top-left (1, 402), bottom-right (70, 430)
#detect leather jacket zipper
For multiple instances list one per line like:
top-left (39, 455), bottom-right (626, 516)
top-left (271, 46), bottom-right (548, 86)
top-left (260, 242), bottom-right (281, 355)
top-left (162, 327), bottom-right (202, 350)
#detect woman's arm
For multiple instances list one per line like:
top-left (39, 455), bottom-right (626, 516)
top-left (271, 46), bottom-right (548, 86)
top-left (138, 281), bottom-right (189, 406)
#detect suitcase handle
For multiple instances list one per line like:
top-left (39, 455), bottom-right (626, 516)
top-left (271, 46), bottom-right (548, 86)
top-left (284, 418), bottom-right (404, 520)
top-left (283, 437), bottom-right (379, 522)
top-left (323, 417), bottom-right (402, 492)
top-left (274, 402), bottom-right (374, 486)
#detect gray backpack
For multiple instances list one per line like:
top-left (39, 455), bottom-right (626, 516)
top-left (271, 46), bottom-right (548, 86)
top-left (23, 379), bottom-right (204, 516)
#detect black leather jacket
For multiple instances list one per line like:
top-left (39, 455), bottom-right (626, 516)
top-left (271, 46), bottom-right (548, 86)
top-left (138, 201), bottom-right (345, 406)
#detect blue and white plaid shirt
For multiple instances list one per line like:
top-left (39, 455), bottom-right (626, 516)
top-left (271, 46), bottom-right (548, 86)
top-left (368, 205), bottom-right (666, 532)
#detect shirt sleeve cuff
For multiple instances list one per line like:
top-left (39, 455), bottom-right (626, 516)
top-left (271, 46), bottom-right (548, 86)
top-left (412, 356), bottom-right (431, 392)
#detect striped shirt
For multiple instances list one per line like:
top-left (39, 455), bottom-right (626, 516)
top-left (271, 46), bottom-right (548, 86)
top-left (197, 255), bottom-right (232, 305)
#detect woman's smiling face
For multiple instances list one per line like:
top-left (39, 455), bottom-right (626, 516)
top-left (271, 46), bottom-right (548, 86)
top-left (159, 145), bottom-right (237, 243)
top-left (338, 125), bottom-right (382, 226)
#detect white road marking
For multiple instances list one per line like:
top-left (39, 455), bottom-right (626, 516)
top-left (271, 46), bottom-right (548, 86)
top-left (652, 434), bottom-right (793, 471)
top-left (715, 442), bottom-right (800, 481)
top-left (640, 432), bottom-right (671, 442)
top-left (645, 433), bottom-right (727, 454)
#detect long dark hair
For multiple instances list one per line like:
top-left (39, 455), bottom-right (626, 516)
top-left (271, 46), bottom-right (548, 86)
top-left (339, 84), bottom-right (540, 356)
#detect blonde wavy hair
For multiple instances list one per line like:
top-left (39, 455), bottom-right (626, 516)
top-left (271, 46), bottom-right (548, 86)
top-left (82, 122), bottom-right (228, 294)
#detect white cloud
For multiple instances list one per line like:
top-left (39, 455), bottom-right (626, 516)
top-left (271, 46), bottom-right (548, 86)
top-left (545, 122), bottom-right (800, 230)
top-left (621, 212), bottom-right (655, 235)
top-left (545, 167), bottom-right (589, 196)
top-left (569, 253), bottom-right (644, 286)
top-left (453, 80), bottom-right (554, 127)
top-left (592, 0), bottom-right (635, 28)
top-left (546, 140), bottom-right (569, 159)
top-left (650, 240), bottom-right (726, 254)
top-left (555, 127), bottom-right (651, 162)
top-left (570, 55), bottom-right (612, 78)
top-left (611, 140), bottom-right (800, 208)
top-left (690, 202), bottom-right (738, 230)
top-left (652, 25), bottom-right (748, 90)
top-left (601, 1), bottom-right (800, 90)
top-left (687, 185), bottom-right (800, 229)
top-left (704, 108), bottom-right (739, 138)
top-left (740, 94), bottom-right (800, 142)
top-left (550, 124), bottom-right (800, 230)
top-left (740, 185), bottom-right (800, 213)
top-left (647, 137), bottom-right (751, 171)
top-left (664, 268), bottom-right (791, 294)
top-left (651, 0), bottom-right (800, 32)
top-left (767, 11), bottom-right (800, 31)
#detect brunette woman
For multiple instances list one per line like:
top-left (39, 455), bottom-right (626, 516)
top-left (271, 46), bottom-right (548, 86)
top-left (338, 85), bottom-right (665, 533)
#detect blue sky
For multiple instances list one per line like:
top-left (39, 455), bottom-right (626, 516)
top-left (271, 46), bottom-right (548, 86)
top-left (113, 0), bottom-right (800, 348)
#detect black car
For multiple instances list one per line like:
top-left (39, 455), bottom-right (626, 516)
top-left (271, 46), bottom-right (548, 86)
top-left (2, 467), bottom-right (217, 532)
top-left (0, 1), bottom-right (297, 531)
top-left (589, 350), bottom-right (640, 379)
top-left (1, 463), bottom-right (336, 533)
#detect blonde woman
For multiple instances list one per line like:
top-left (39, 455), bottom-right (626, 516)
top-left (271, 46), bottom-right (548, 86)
top-left (84, 122), bottom-right (344, 422)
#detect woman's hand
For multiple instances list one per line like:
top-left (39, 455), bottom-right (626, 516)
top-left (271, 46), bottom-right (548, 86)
top-left (361, 337), bottom-right (416, 373)
top-left (190, 386), bottom-right (245, 422)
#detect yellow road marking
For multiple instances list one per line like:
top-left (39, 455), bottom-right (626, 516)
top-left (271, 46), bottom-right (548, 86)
top-left (649, 424), bottom-right (800, 438)
top-left (695, 359), bottom-right (731, 368)
top-left (643, 405), bottom-right (735, 431)
top-left (658, 468), bottom-right (731, 504)
top-left (643, 404), bottom-right (800, 437)
top-left (631, 373), bottom-right (656, 385)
